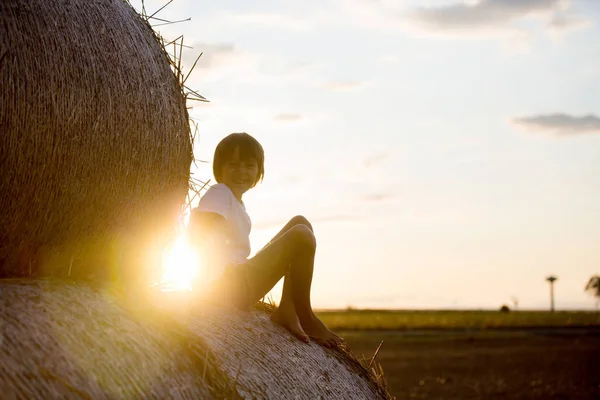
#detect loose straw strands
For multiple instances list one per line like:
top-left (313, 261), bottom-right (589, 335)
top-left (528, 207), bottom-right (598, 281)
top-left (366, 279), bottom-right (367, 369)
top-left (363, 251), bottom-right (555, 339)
top-left (135, 0), bottom-right (212, 218)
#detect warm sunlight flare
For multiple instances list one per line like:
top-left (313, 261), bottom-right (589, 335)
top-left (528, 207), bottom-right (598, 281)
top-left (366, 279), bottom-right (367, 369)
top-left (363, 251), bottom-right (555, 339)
top-left (159, 236), bottom-right (200, 292)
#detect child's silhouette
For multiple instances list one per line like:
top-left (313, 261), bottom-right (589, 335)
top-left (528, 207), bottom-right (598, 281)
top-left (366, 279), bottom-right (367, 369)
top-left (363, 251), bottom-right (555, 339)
top-left (189, 133), bottom-right (343, 348)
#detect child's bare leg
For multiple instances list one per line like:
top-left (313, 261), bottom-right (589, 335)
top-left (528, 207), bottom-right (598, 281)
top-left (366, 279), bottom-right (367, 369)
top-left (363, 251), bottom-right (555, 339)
top-left (271, 217), bottom-right (343, 346)
top-left (282, 227), bottom-right (343, 347)
top-left (239, 225), bottom-right (309, 342)
top-left (240, 218), bottom-right (342, 346)
top-left (256, 216), bottom-right (312, 343)
top-left (270, 272), bottom-right (309, 343)
top-left (255, 215), bottom-right (312, 255)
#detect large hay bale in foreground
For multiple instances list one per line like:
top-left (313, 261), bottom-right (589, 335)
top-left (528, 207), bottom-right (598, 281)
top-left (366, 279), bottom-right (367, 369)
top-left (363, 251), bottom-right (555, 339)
top-left (177, 305), bottom-right (391, 399)
top-left (0, 280), bottom-right (392, 399)
top-left (0, 0), bottom-right (192, 280)
top-left (0, 280), bottom-right (228, 399)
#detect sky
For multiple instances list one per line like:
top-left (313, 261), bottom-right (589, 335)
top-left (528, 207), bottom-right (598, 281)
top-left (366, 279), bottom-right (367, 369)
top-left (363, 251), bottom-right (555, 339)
top-left (133, 0), bottom-right (600, 310)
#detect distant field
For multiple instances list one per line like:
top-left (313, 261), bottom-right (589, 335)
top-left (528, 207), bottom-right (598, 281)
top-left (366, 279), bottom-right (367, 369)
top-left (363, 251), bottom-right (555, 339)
top-left (314, 310), bottom-right (600, 330)
top-left (341, 330), bottom-right (600, 399)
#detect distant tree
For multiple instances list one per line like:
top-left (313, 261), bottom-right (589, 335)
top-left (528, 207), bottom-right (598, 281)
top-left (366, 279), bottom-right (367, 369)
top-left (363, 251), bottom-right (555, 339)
top-left (546, 275), bottom-right (558, 312)
top-left (500, 305), bottom-right (510, 313)
top-left (585, 275), bottom-right (600, 310)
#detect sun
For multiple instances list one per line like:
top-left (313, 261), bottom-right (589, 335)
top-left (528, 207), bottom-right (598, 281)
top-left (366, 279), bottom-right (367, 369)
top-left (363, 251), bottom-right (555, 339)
top-left (159, 235), bottom-right (201, 292)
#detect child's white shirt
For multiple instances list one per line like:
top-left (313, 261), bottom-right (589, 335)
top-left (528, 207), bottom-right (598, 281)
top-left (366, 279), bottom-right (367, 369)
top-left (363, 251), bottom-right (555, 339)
top-left (192, 183), bottom-right (251, 281)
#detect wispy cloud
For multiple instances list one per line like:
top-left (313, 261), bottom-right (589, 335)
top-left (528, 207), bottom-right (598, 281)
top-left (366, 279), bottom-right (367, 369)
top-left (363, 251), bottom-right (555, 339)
top-left (274, 113), bottom-right (304, 122)
top-left (181, 41), bottom-right (330, 88)
top-left (405, 0), bottom-right (588, 41)
top-left (182, 43), bottom-right (234, 69)
top-left (219, 1), bottom-right (401, 33)
top-left (228, 12), bottom-right (314, 31)
top-left (547, 12), bottom-right (589, 31)
top-left (410, 0), bottom-right (563, 30)
top-left (216, 0), bottom-right (586, 53)
top-left (513, 113), bottom-right (600, 136)
top-left (181, 42), bottom-right (259, 83)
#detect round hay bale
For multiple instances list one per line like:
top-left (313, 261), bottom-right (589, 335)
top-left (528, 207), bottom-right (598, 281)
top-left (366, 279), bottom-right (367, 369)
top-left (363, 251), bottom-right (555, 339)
top-left (177, 304), bottom-right (393, 399)
top-left (0, 280), bottom-right (393, 399)
top-left (0, 280), bottom-right (231, 399)
top-left (0, 0), bottom-right (192, 281)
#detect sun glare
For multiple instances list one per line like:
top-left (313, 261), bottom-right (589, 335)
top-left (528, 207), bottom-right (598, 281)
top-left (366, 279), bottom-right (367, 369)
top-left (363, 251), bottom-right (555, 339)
top-left (159, 236), bottom-right (200, 292)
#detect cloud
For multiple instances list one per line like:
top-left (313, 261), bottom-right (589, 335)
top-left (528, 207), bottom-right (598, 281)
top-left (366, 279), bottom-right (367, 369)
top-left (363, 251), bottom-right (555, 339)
top-left (321, 80), bottom-right (367, 91)
top-left (178, 42), bottom-right (260, 84)
top-left (273, 113), bottom-right (304, 122)
top-left (184, 42), bottom-right (242, 70)
top-left (228, 12), bottom-right (314, 31)
top-left (181, 42), bottom-right (326, 88)
top-left (512, 113), bottom-right (600, 136)
top-left (405, 0), bottom-right (588, 40)
top-left (547, 12), bottom-right (589, 32)
top-left (410, 0), bottom-right (564, 30)
top-left (218, 2), bottom-right (402, 33)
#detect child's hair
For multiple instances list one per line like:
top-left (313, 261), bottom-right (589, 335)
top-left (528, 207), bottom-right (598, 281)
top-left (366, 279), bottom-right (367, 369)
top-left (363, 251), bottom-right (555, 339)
top-left (213, 132), bottom-right (265, 187)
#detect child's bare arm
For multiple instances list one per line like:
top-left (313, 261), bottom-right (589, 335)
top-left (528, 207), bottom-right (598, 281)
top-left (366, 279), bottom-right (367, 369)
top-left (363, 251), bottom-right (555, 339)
top-left (187, 212), bottom-right (228, 264)
top-left (189, 212), bottom-right (226, 240)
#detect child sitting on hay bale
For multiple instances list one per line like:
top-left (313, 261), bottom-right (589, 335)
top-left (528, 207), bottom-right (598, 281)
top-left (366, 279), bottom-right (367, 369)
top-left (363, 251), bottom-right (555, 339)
top-left (189, 133), bottom-right (343, 348)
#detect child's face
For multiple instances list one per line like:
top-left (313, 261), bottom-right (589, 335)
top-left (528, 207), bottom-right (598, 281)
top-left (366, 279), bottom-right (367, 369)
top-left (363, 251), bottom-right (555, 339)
top-left (220, 147), bottom-right (259, 200)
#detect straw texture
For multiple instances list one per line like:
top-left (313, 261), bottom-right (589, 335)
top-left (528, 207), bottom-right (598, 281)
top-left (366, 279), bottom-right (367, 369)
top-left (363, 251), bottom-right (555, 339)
top-left (0, 279), bottom-right (234, 399)
top-left (0, 0), bottom-right (192, 280)
top-left (179, 306), bottom-right (392, 399)
top-left (0, 280), bottom-right (392, 399)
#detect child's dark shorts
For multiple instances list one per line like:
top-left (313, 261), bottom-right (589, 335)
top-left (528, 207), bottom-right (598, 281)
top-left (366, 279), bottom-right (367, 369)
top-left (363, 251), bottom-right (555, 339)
top-left (218, 265), bottom-right (251, 310)
top-left (205, 257), bottom-right (286, 310)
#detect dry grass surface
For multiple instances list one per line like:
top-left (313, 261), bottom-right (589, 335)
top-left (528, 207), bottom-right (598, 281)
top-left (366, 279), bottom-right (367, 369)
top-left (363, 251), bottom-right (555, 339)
top-left (344, 329), bottom-right (600, 400)
top-left (0, 279), bottom-right (393, 399)
top-left (0, 0), bottom-right (194, 282)
top-left (317, 309), bottom-right (600, 331)
top-left (254, 299), bottom-right (395, 399)
top-left (0, 279), bottom-right (234, 399)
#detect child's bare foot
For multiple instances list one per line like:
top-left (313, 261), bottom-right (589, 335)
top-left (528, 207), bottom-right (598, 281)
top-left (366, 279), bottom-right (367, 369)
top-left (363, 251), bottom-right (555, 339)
top-left (300, 313), bottom-right (344, 348)
top-left (270, 307), bottom-right (310, 344)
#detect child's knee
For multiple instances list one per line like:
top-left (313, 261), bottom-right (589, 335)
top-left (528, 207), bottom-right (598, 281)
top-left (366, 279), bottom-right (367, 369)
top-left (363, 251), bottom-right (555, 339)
top-left (289, 224), bottom-right (316, 249)
top-left (290, 215), bottom-right (313, 232)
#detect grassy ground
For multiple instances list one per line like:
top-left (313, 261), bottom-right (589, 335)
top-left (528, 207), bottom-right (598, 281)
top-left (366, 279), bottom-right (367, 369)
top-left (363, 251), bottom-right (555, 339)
top-left (313, 310), bottom-right (600, 399)
top-left (315, 309), bottom-right (600, 331)
top-left (342, 330), bottom-right (600, 400)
